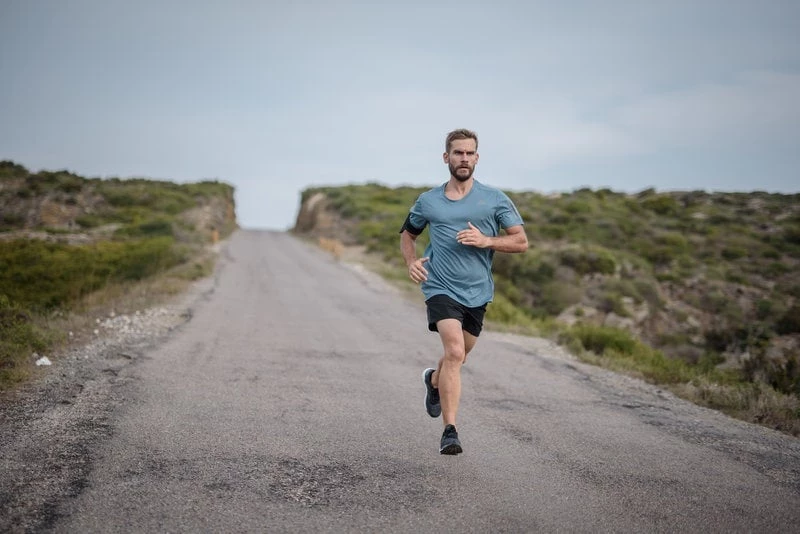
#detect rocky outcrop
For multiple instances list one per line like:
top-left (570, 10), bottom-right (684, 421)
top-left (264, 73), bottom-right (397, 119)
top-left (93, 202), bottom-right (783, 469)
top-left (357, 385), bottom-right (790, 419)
top-left (292, 192), bottom-right (359, 245)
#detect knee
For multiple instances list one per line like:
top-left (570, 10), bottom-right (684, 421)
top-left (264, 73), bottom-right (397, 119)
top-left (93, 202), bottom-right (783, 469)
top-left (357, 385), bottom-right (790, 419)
top-left (443, 343), bottom-right (466, 365)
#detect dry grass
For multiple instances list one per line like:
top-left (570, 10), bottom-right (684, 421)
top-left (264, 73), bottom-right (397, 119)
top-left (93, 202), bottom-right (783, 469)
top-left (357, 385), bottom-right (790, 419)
top-left (317, 237), bottom-right (344, 259)
top-left (671, 379), bottom-right (800, 436)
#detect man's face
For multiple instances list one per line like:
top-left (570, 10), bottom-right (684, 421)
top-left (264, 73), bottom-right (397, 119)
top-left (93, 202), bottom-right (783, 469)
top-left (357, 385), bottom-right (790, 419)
top-left (444, 138), bottom-right (479, 182)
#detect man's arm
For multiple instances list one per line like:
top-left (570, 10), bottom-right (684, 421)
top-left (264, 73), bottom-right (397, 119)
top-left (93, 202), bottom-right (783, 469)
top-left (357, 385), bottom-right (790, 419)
top-left (456, 223), bottom-right (528, 253)
top-left (400, 230), bottom-right (429, 283)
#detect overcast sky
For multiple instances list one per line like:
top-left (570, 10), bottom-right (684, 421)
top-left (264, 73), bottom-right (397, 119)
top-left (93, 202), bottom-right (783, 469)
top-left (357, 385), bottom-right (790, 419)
top-left (1, 1), bottom-right (798, 229)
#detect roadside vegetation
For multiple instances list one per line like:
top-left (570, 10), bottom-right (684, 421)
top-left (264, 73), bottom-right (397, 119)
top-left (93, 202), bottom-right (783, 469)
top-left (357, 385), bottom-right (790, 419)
top-left (0, 161), bottom-right (236, 390)
top-left (295, 183), bottom-right (800, 436)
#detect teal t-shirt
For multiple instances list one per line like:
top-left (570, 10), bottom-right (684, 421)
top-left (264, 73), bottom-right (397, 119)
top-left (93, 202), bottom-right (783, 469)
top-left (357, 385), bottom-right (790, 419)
top-left (405, 180), bottom-right (524, 307)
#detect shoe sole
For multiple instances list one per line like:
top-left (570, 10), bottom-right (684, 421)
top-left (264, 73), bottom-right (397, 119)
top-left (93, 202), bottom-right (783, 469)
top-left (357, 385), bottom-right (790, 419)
top-left (440, 442), bottom-right (463, 455)
top-left (422, 368), bottom-right (441, 418)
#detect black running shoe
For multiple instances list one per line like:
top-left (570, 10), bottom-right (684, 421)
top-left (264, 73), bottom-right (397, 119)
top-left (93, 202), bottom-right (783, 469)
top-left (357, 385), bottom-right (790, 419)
top-left (440, 424), bottom-right (462, 455)
top-left (422, 368), bottom-right (441, 418)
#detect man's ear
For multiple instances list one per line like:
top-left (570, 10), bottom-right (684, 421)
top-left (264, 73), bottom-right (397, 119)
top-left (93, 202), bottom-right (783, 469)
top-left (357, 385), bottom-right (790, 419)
top-left (442, 152), bottom-right (449, 164)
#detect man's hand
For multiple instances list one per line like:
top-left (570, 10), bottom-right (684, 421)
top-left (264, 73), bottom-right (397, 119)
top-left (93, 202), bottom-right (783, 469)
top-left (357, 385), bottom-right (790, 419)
top-left (456, 222), bottom-right (490, 248)
top-left (408, 257), bottom-right (429, 283)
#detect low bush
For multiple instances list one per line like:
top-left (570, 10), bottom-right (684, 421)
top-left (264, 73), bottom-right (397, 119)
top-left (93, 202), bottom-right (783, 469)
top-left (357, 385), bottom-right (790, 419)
top-left (558, 246), bottom-right (616, 276)
top-left (486, 293), bottom-right (535, 327)
top-left (561, 324), bottom-right (697, 384)
top-left (562, 324), bottom-right (638, 355)
top-left (536, 281), bottom-right (583, 316)
top-left (114, 218), bottom-right (175, 238)
top-left (0, 237), bottom-right (184, 311)
top-left (0, 296), bottom-right (61, 386)
top-left (776, 305), bottom-right (800, 335)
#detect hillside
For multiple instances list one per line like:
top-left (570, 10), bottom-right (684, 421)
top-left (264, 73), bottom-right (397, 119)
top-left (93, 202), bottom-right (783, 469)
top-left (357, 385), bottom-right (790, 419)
top-left (293, 183), bottom-right (800, 435)
top-left (0, 161), bottom-right (235, 243)
top-left (0, 160), bottom-right (237, 387)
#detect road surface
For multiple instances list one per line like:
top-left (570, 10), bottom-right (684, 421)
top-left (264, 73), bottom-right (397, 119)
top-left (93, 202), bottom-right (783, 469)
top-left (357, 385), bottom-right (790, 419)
top-left (3, 230), bottom-right (800, 533)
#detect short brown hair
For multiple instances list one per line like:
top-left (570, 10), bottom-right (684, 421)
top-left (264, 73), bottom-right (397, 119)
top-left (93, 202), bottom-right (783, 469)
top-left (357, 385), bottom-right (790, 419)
top-left (445, 128), bottom-right (478, 153)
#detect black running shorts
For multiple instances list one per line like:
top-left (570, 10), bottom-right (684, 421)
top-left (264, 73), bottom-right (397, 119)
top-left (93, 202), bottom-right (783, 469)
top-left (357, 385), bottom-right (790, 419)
top-left (426, 294), bottom-right (488, 337)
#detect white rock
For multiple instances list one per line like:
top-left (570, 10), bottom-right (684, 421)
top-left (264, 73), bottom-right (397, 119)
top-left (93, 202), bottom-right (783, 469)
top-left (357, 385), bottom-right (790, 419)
top-left (35, 356), bottom-right (52, 366)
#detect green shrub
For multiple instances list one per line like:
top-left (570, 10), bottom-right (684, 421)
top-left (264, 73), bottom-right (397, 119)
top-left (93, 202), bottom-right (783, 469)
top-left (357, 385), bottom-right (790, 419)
top-left (357, 220), bottom-right (385, 242)
top-left (776, 305), bottom-right (800, 335)
top-left (721, 246), bottom-right (748, 261)
top-left (766, 262), bottom-right (791, 277)
top-left (641, 194), bottom-right (680, 216)
top-left (561, 323), bottom-right (695, 384)
top-left (743, 351), bottom-right (800, 396)
top-left (0, 237), bottom-right (183, 310)
top-left (486, 293), bottom-right (534, 326)
top-left (564, 199), bottom-right (593, 215)
top-left (558, 247), bottom-right (616, 275)
top-left (0, 295), bottom-right (60, 388)
top-left (597, 291), bottom-right (629, 316)
top-left (98, 180), bottom-right (196, 215)
top-left (601, 278), bottom-right (647, 304)
top-left (494, 275), bottom-right (522, 305)
top-left (75, 214), bottom-right (106, 228)
top-left (533, 281), bottom-right (581, 316)
top-left (564, 324), bottom-right (638, 355)
top-left (494, 251), bottom-right (556, 288)
top-left (634, 279), bottom-right (663, 309)
top-left (540, 225), bottom-right (566, 239)
top-left (114, 218), bottom-right (174, 238)
top-left (783, 227), bottom-right (800, 246)
top-left (0, 160), bottom-right (29, 179)
top-left (755, 299), bottom-right (779, 321)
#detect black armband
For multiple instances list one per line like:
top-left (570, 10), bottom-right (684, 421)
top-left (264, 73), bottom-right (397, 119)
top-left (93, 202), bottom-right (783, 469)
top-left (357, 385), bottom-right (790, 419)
top-left (399, 213), bottom-right (425, 235)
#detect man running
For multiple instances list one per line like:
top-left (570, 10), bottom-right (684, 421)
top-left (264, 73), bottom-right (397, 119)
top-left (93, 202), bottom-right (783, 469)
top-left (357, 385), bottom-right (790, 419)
top-left (399, 128), bottom-right (528, 455)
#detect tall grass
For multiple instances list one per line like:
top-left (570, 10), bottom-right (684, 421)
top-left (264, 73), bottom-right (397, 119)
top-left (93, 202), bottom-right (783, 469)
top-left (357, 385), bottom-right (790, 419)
top-left (0, 296), bottom-right (62, 386)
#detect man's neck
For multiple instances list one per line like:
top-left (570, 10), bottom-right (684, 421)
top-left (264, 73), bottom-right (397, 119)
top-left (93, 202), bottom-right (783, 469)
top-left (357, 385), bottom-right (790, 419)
top-left (445, 177), bottom-right (474, 199)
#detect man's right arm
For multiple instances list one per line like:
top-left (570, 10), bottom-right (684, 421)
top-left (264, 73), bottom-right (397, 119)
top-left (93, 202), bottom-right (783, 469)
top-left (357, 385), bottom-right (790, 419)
top-left (400, 230), bottom-right (428, 283)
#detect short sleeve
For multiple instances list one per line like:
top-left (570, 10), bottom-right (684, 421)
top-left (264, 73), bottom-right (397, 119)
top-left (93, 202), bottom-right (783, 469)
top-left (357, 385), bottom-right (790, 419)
top-left (495, 191), bottom-right (524, 229)
top-left (399, 195), bottom-right (428, 235)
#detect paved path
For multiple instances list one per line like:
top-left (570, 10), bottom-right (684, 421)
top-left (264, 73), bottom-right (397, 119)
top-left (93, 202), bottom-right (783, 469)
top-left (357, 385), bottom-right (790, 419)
top-left (12, 230), bottom-right (800, 532)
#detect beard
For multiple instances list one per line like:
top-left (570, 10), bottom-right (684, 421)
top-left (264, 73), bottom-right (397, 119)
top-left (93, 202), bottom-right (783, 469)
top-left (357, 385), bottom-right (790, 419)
top-left (449, 162), bottom-right (475, 182)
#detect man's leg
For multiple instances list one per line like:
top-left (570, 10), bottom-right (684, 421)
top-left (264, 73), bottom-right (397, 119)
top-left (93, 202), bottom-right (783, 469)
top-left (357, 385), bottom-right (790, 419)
top-left (462, 330), bottom-right (478, 364)
top-left (434, 319), bottom-right (469, 427)
top-left (432, 329), bottom-right (477, 388)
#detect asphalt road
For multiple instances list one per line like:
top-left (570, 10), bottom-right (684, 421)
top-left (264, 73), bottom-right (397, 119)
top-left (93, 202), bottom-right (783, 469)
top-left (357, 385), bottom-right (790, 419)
top-left (15, 230), bottom-right (800, 532)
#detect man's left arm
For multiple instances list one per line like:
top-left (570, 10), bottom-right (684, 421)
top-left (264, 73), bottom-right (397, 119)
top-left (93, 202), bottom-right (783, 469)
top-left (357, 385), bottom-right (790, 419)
top-left (457, 222), bottom-right (528, 253)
